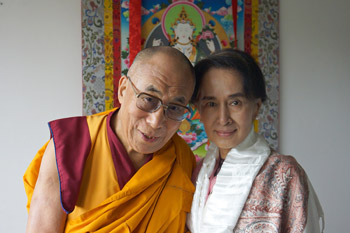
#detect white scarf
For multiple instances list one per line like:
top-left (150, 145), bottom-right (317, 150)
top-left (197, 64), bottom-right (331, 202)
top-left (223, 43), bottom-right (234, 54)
top-left (187, 127), bottom-right (271, 233)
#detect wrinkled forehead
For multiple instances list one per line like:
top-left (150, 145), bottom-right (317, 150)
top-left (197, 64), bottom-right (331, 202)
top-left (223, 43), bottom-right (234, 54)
top-left (129, 61), bottom-right (194, 103)
top-left (130, 57), bottom-right (194, 88)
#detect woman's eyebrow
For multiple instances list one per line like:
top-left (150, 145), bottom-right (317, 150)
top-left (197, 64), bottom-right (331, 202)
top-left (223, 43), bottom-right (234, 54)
top-left (201, 96), bottom-right (216, 101)
top-left (201, 93), bottom-right (245, 101)
top-left (228, 93), bottom-right (246, 99)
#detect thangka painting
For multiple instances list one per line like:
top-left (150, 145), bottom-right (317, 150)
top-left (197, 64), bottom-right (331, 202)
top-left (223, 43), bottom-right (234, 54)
top-left (81, 0), bottom-right (280, 155)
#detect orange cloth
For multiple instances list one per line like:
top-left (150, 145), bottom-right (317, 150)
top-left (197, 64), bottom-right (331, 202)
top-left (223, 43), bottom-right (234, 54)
top-left (24, 109), bottom-right (196, 232)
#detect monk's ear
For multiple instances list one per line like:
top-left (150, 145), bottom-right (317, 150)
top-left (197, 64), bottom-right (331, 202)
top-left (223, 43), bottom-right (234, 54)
top-left (118, 76), bottom-right (128, 104)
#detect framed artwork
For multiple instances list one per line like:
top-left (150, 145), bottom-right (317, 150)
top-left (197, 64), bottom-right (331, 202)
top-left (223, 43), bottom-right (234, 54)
top-left (81, 0), bottom-right (280, 154)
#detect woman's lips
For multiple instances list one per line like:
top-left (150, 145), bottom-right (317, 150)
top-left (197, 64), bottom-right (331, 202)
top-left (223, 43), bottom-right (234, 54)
top-left (215, 129), bottom-right (236, 137)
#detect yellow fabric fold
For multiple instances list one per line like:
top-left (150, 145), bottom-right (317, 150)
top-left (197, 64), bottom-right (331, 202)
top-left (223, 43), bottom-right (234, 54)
top-left (65, 134), bottom-right (195, 232)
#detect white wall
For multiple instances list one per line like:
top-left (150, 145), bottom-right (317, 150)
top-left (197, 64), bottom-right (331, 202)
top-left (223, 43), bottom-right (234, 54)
top-left (0, 0), bottom-right (349, 232)
top-left (0, 0), bottom-right (82, 232)
top-left (280, 0), bottom-right (350, 232)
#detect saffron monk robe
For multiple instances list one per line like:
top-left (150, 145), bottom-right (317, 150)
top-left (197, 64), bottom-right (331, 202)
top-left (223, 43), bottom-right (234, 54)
top-left (24, 46), bottom-right (197, 233)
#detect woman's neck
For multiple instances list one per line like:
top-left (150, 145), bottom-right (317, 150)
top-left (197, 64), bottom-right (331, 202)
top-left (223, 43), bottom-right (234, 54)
top-left (219, 148), bottom-right (230, 159)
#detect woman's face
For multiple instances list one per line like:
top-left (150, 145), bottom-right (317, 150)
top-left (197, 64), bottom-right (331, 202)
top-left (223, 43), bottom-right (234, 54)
top-left (197, 68), bottom-right (261, 158)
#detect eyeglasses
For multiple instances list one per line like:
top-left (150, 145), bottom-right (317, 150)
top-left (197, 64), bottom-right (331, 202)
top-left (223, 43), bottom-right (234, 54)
top-left (127, 76), bottom-right (191, 122)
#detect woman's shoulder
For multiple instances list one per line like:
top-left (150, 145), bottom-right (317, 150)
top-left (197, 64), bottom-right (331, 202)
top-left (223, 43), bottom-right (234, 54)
top-left (240, 153), bottom-right (311, 232)
top-left (258, 151), bottom-right (308, 187)
top-left (266, 151), bottom-right (305, 171)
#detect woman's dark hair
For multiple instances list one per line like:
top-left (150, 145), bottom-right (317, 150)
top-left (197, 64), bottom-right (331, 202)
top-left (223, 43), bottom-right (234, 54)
top-left (192, 48), bottom-right (267, 103)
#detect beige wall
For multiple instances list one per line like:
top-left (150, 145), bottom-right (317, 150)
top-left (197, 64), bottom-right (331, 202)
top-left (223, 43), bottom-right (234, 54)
top-left (0, 0), bottom-right (349, 232)
top-left (0, 0), bottom-right (82, 232)
top-left (280, 0), bottom-right (350, 232)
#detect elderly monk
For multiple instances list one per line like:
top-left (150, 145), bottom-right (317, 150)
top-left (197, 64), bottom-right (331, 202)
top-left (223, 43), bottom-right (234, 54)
top-left (24, 46), bottom-right (196, 232)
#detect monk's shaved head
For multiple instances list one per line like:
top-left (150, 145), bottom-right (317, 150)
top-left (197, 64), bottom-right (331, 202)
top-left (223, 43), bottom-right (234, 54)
top-left (128, 46), bottom-right (195, 84)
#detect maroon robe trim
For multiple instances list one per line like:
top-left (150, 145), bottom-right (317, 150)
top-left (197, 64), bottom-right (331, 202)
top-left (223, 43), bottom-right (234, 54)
top-left (48, 109), bottom-right (153, 214)
top-left (48, 116), bottom-right (91, 213)
top-left (106, 110), bottom-right (136, 189)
